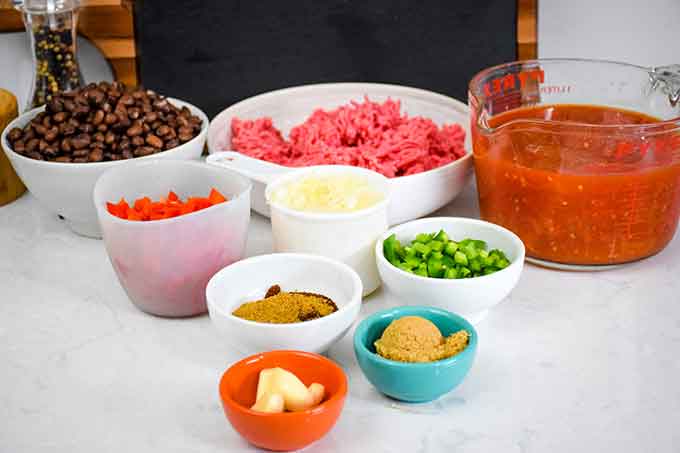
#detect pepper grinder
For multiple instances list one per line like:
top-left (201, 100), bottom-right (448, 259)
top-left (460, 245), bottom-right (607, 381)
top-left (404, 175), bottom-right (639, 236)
top-left (14, 0), bottom-right (84, 110)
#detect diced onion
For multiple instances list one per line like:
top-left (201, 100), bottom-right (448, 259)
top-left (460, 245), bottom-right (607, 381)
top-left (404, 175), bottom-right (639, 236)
top-left (271, 174), bottom-right (383, 213)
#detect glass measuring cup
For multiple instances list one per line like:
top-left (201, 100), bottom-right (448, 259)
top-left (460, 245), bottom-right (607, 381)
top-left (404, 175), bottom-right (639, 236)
top-left (468, 59), bottom-right (680, 268)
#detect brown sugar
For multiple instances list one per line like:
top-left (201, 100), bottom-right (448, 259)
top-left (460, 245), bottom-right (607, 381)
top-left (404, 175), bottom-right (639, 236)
top-left (374, 316), bottom-right (469, 363)
top-left (232, 285), bottom-right (338, 324)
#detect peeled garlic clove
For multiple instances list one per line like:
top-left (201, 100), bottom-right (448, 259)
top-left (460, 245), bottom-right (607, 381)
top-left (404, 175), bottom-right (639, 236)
top-left (251, 392), bottom-right (285, 413)
top-left (308, 383), bottom-right (325, 406)
top-left (256, 368), bottom-right (275, 402)
top-left (252, 367), bottom-right (326, 413)
top-left (272, 368), bottom-right (316, 412)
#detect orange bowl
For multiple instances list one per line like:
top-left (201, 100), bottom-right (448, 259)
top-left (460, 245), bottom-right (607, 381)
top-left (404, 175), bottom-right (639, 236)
top-left (219, 350), bottom-right (348, 451)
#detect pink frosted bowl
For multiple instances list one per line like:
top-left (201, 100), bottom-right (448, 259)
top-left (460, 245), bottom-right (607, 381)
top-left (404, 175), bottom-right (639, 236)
top-left (93, 160), bottom-right (251, 317)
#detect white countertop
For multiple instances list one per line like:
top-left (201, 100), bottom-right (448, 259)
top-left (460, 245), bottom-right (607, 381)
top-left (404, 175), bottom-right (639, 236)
top-left (1, 180), bottom-right (679, 453)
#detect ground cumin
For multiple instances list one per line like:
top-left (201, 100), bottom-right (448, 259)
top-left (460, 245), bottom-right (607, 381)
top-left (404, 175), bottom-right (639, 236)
top-left (232, 285), bottom-right (338, 324)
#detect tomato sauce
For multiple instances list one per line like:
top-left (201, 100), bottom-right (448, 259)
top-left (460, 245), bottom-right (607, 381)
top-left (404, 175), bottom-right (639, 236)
top-left (472, 104), bottom-right (680, 265)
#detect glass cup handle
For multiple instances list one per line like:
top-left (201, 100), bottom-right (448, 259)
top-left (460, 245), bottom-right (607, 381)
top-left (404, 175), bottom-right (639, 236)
top-left (650, 64), bottom-right (680, 107)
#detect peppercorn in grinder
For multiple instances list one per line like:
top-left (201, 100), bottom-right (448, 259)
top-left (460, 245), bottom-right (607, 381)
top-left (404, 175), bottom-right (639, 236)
top-left (15, 0), bottom-right (84, 110)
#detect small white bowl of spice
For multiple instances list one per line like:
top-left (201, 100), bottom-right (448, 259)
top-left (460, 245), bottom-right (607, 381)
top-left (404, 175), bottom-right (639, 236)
top-left (206, 253), bottom-right (363, 355)
top-left (265, 165), bottom-right (391, 296)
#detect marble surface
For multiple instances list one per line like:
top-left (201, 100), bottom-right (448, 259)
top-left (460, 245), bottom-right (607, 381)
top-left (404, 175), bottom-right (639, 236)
top-left (1, 180), bottom-right (679, 453)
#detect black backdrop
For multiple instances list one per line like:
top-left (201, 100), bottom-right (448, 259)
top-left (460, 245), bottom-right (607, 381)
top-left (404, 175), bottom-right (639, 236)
top-left (135, 0), bottom-right (517, 118)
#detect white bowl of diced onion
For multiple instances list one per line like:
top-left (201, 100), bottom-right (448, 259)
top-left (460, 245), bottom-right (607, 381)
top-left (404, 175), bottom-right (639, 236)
top-left (265, 165), bottom-right (391, 296)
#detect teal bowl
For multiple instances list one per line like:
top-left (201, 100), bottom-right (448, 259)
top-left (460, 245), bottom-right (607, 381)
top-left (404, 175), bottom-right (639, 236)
top-left (353, 306), bottom-right (477, 403)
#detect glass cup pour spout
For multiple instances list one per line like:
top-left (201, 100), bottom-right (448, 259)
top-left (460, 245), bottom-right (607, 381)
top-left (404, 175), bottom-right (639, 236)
top-left (650, 64), bottom-right (680, 107)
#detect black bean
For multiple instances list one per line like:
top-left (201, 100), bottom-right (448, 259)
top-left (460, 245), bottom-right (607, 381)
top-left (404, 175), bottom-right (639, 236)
top-left (155, 125), bottom-right (170, 136)
top-left (87, 89), bottom-right (105, 106)
top-left (119, 93), bottom-right (134, 106)
top-left (164, 138), bottom-right (180, 149)
top-left (115, 117), bottom-right (131, 129)
top-left (133, 146), bottom-right (155, 157)
top-left (88, 148), bottom-right (104, 162)
top-left (178, 131), bottom-right (193, 143)
top-left (104, 113), bottom-right (118, 125)
top-left (44, 146), bottom-right (59, 157)
top-left (78, 123), bottom-right (94, 134)
top-left (8, 128), bottom-right (23, 142)
top-left (126, 124), bottom-right (143, 137)
top-left (26, 138), bottom-right (40, 152)
top-left (71, 134), bottom-right (91, 149)
top-left (12, 140), bottom-right (26, 154)
top-left (47, 98), bottom-right (64, 113)
top-left (144, 111), bottom-right (158, 123)
top-left (53, 111), bottom-right (69, 123)
top-left (44, 127), bottom-right (59, 142)
top-left (92, 110), bottom-right (105, 125)
top-left (34, 124), bottom-right (47, 136)
top-left (59, 122), bottom-right (76, 136)
top-left (128, 107), bottom-right (141, 120)
top-left (146, 134), bottom-right (163, 148)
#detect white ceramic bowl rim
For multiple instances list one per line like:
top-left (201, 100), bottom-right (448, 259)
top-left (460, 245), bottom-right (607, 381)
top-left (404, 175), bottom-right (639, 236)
top-left (264, 164), bottom-right (392, 221)
top-left (1, 97), bottom-right (209, 169)
top-left (93, 160), bottom-right (252, 226)
top-left (355, 305), bottom-right (479, 369)
top-left (207, 252), bottom-right (363, 329)
top-left (375, 217), bottom-right (526, 285)
top-left (207, 82), bottom-right (473, 182)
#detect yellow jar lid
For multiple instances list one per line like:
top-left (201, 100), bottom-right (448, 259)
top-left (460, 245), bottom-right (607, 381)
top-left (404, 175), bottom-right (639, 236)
top-left (0, 88), bottom-right (26, 206)
top-left (0, 88), bottom-right (18, 125)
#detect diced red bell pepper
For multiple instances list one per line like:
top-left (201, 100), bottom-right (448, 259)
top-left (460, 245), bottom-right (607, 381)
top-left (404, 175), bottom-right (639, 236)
top-left (106, 188), bottom-right (228, 221)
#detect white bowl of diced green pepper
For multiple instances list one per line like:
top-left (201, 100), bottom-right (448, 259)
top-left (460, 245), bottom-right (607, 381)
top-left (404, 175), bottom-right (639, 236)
top-left (375, 217), bottom-right (525, 324)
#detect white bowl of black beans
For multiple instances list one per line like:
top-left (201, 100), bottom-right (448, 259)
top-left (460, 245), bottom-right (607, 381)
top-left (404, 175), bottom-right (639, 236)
top-left (0, 82), bottom-right (209, 238)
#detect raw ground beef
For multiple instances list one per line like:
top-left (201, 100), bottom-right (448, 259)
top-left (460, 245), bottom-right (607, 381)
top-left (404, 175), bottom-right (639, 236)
top-left (230, 98), bottom-right (466, 177)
